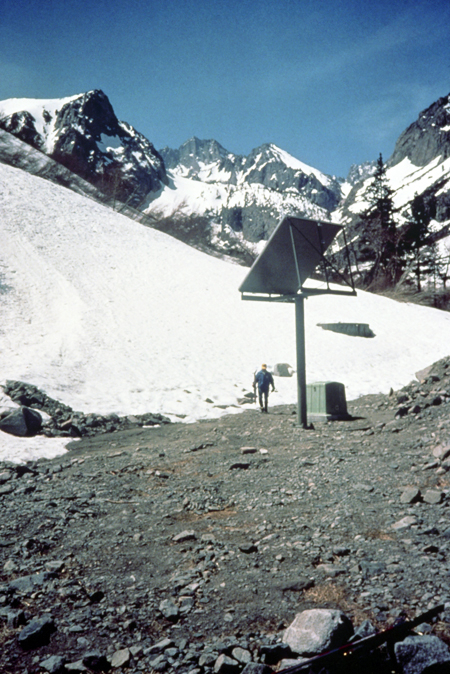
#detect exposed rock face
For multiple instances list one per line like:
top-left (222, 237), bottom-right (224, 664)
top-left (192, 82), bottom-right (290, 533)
top-left (160, 138), bottom-right (342, 242)
top-left (0, 90), bottom-right (168, 208)
top-left (389, 94), bottom-right (450, 168)
top-left (345, 160), bottom-right (376, 186)
top-left (161, 136), bottom-right (242, 184)
top-left (0, 111), bottom-right (43, 150)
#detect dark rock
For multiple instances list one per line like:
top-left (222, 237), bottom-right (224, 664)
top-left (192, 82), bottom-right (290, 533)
top-left (82, 651), bottom-right (110, 671)
top-left (282, 578), bottom-right (315, 593)
top-left (394, 635), bottom-right (450, 674)
top-left (159, 598), bottom-right (179, 622)
top-left (259, 642), bottom-right (292, 664)
top-left (8, 572), bottom-right (53, 594)
top-left (359, 560), bottom-right (387, 577)
top-left (18, 614), bottom-right (56, 649)
top-left (0, 406), bottom-right (42, 437)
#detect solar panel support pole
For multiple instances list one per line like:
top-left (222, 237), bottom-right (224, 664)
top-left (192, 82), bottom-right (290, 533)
top-left (295, 295), bottom-right (308, 428)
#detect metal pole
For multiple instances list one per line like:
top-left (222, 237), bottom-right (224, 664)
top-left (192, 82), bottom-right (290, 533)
top-left (295, 295), bottom-right (307, 428)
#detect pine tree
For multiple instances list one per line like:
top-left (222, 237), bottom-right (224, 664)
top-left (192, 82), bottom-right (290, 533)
top-left (359, 154), bottom-right (401, 287)
top-left (404, 193), bottom-right (437, 291)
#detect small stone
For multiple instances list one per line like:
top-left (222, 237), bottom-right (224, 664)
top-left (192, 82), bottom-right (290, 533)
top-left (159, 598), bottom-right (179, 621)
top-left (423, 490), bottom-right (443, 505)
top-left (45, 560), bottom-right (65, 573)
top-left (391, 515), bottom-right (417, 530)
top-left (146, 638), bottom-right (175, 655)
top-left (282, 578), bottom-right (315, 593)
top-left (239, 543), bottom-right (258, 554)
top-left (65, 660), bottom-right (87, 672)
top-left (110, 648), bottom-right (130, 668)
top-left (199, 651), bottom-right (218, 667)
top-left (317, 564), bottom-right (345, 577)
top-left (241, 664), bottom-right (273, 674)
top-left (150, 654), bottom-right (168, 671)
top-left (214, 653), bottom-right (240, 674)
top-left (400, 487), bottom-right (421, 504)
top-left (0, 470), bottom-right (13, 484)
top-left (172, 530), bottom-right (196, 543)
top-left (40, 655), bottom-right (66, 674)
top-left (231, 647), bottom-right (251, 664)
top-left (3, 558), bottom-right (17, 573)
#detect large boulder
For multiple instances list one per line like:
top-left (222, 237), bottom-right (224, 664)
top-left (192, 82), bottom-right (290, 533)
top-left (394, 635), bottom-right (450, 674)
top-left (283, 608), bottom-right (353, 656)
top-left (0, 406), bottom-right (42, 436)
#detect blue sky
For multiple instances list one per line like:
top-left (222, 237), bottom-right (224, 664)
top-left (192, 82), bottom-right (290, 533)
top-left (1, 0), bottom-right (449, 177)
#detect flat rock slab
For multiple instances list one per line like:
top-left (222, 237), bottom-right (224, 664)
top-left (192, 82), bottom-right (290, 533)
top-left (391, 515), bottom-right (418, 530)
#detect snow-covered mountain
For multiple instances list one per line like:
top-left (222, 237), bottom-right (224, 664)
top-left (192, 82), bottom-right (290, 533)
top-left (1, 88), bottom-right (450, 270)
top-left (153, 138), bottom-right (342, 243)
top-left (0, 90), bottom-right (167, 207)
top-left (0, 91), bottom-right (344, 252)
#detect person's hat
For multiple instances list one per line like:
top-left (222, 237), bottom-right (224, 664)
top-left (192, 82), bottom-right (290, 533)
top-left (261, 364), bottom-right (267, 369)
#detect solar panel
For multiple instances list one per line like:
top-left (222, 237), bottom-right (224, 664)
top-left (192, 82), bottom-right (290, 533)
top-left (239, 216), bottom-right (342, 295)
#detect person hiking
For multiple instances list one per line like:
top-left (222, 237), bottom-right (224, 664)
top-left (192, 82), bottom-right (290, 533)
top-left (253, 364), bottom-right (275, 413)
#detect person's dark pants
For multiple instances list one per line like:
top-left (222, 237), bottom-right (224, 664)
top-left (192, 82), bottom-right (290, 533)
top-left (258, 389), bottom-right (268, 412)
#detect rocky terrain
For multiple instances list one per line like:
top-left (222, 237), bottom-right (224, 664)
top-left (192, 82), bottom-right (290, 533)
top-left (2, 357), bottom-right (450, 672)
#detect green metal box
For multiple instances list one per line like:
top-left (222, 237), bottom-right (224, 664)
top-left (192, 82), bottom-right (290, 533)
top-left (306, 381), bottom-right (348, 421)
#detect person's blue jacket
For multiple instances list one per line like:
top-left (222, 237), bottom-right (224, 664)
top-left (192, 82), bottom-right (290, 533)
top-left (254, 369), bottom-right (274, 393)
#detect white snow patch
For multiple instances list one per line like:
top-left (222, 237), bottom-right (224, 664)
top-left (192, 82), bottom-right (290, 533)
top-left (97, 134), bottom-right (123, 152)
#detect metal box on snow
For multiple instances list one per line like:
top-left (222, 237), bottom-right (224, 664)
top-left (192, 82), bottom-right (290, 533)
top-left (306, 381), bottom-right (348, 421)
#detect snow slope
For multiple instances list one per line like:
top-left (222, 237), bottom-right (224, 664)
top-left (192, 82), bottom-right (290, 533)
top-left (343, 154), bottom-right (450, 222)
top-left (1, 161), bottom-right (450, 462)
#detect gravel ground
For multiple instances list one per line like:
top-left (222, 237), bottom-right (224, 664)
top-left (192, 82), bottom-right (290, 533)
top-left (2, 357), bottom-right (450, 673)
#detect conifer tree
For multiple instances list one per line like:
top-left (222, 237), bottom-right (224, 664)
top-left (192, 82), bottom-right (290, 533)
top-left (404, 193), bottom-right (437, 291)
top-left (359, 153), bottom-right (401, 287)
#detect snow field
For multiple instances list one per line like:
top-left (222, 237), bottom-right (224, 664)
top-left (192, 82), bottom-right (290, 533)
top-left (1, 161), bottom-right (450, 462)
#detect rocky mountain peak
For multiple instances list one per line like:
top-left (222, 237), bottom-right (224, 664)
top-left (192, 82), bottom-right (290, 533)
top-left (52, 89), bottom-right (119, 139)
top-left (0, 90), bottom-right (167, 208)
top-left (388, 93), bottom-right (450, 168)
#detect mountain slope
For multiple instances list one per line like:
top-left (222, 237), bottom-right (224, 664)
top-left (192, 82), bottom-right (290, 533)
top-left (339, 93), bottom-right (450, 227)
